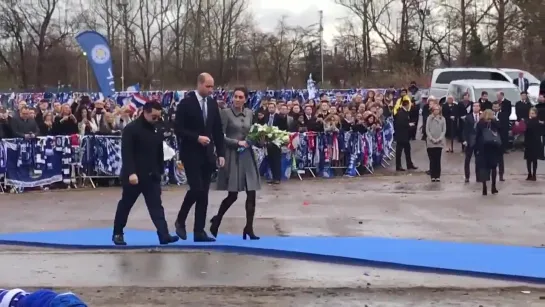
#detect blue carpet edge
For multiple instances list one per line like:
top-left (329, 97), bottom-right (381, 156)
top-left (2, 239), bottom-right (545, 285)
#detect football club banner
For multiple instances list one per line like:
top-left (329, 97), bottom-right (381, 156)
top-left (75, 31), bottom-right (116, 97)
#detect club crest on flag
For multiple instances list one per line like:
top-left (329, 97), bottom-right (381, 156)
top-left (91, 44), bottom-right (110, 64)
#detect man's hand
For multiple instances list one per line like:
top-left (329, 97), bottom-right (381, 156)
top-left (128, 174), bottom-right (138, 185)
top-left (217, 157), bottom-right (225, 167)
top-left (24, 134), bottom-right (30, 139)
top-left (409, 122), bottom-right (415, 126)
top-left (29, 133), bottom-right (35, 138)
top-left (238, 140), bottom-right (249, 148)
top-left (450, 116), bottom-right (455, 119)
top-left (198, 135), bottom-right (210, 146)
top-left (463, 141), bottom-right (467, 146)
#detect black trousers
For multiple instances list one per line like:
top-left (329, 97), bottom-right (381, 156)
top-left (526, 159), bottom-right (538, 176)
top-left (498, 153), bottom-right (504, 177)
top-left (267, 144), bottom-right (282, 181)
top-left (395, 141), bottom-right (413, 169)
top-left (464, 145), bottom-right (478, 180)
top-left (177, 164), bottom-right (213, 232)
top-left (427, 147), bottom-right (442, 178)
top-left (113, 178), bottom-right (169, 236)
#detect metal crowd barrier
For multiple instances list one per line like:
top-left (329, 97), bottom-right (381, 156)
top-left (0, 128), bottom-right (395, 193)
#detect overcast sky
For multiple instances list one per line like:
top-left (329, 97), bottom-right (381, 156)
top-left (250, 0), bottom-right (349, 43)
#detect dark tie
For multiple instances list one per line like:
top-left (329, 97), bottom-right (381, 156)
top-left (268, 114), bottom-right (274, 126)
top-left (200, 98), bottom-right (207, 122)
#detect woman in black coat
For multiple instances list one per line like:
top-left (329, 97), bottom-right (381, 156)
top-left (442, 96), bottom-right (459, 152)
top-left (475, 109), bottom-right (502, 195)
top-left (524, 107), bottom-right (544, 181)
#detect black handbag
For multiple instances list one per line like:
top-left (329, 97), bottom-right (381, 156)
top-left (482, 123), bottom-right (501, 147)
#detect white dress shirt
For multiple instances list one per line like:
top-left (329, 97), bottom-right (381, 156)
top-left (194, 90), bottom-right (208, 120)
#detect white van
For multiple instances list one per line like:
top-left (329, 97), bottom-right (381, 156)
top-left (431, 68), bottom-right (510, 98)
top-left (445, 80), bottom-right (521, 120)
top-left (430, 67), bottom-right (540, 102)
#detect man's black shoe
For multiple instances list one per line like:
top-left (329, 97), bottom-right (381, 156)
top-left (407, 165), bottom-right (418, 170)
top-left (193, 231), bottom-right (215, 242)
top-left (159, 234), bottom-right (179, 245)
top-left (396, 168), bottom-right (406, 171)
top-left (175, 221), bottom-right (187, 240)
top-left (112, 234), bottom-right (126, 246)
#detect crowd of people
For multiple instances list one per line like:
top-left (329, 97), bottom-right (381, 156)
top-left (0, 98), bottom-right (144, 139)
top-left (1, 80), bottom-right (543, 199)
top-left (415, 90), bottom-right (545, 195)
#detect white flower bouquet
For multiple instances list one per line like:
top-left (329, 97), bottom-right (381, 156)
top-left (246, 123), bottom-right (290, 148)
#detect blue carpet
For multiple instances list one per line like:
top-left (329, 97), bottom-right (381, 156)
top-left (1, 228), bottom-right (544, 283)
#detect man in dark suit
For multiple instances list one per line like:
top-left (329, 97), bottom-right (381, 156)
top-left (394, 100), bottom-right (417, 171)
top-left (175, 73), bottom-right (226, 242)
top-left (515, 91), bottom-right (532, 122)
top-left (513, 72), bottom-right (529, 92)
top-left (457, 92), bottom-right (473, 151)
top-left (264, 102), bottom-right (285, 184)
top-left (112, 101), bottom-right (179, 246)
top-left (496, 91), bottom-right (511, 156)
top-left (492, 100), bottom-right (507, 181)
top-left (478, 91), bottom-right (492, 110)
top-left (463, 103), bottom-right (481, 183)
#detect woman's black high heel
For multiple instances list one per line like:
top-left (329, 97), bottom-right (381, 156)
top-left (209, 216), bottom-right (221, 238)
top-left (242, 226), bottom-right (260, 240)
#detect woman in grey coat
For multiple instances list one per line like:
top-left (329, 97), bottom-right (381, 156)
top-left (211, 87), bottom-right (261, 240)
top-left (426, 103), bottom-right (446, 182)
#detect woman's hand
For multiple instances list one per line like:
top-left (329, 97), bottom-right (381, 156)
top-left (238, 140), bottom-right (249, 147)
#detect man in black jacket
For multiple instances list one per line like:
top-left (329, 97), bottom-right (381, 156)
top-left (457, 92), bottom-right (473, 151)
top-left (515, 91), bottom-right (532, 121)
top-left (478, 91), bottom-right (492, 110)
top-left (0, 107), bottom-right (12, 139)
top-left (112, 100), bottom-right (179, 246)
top-left (463, 103), bottom-right (481, 182)
top-left (492, 100), bottom-right (507, 181)
top-left (496, 91), bottom-right (511, 155)
top-left (394, 100), bottom-right (418, 171)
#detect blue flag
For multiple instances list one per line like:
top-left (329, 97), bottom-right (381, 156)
top-left (75, 31), bottom-right (116, 97)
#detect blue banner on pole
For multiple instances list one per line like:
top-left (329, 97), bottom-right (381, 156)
top-left (75, 31), bottom-right (116, 97)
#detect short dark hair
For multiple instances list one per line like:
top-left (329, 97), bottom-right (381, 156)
top-left (481, 91), bottom-right (488, 96)
top-left (233, 86), bottom-right (248, 99)
top-left (401, 100), bottom-right (410, 107)
top-left (143, 100), bottom-right (162, 113)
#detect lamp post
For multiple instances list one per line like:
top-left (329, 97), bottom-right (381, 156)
top-left (117, 0), bottom-right (129, 90)
top-left (419, 8), bottom-right (431, 74)
top-left (318, 10), bottom-right (324, 84)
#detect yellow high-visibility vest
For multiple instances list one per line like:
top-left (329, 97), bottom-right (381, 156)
top-left (393, 96), bottom-right (413, 115)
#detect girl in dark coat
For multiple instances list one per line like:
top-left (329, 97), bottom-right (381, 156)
top-left (524, 107), bottom-right (544, 180)
top-left (442, 96), bottom-right (459, 152)
top-left (475, 109), bottom-right (502, 195)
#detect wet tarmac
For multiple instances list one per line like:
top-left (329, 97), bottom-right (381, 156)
top-left (2, 250), bottom-right (542, 289)
top-left (1, 141), bottom-right (545, 305)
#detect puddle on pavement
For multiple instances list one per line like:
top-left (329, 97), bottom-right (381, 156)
top-left (0, 251), bottom-right (538, 290)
